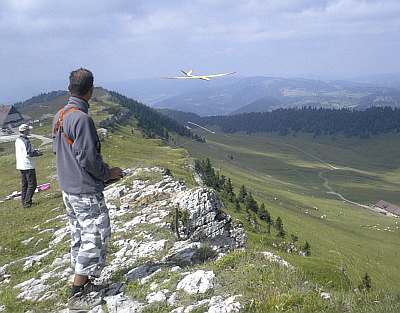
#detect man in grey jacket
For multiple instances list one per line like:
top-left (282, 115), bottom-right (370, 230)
top-left (52, 68), bottom-right (122, 310)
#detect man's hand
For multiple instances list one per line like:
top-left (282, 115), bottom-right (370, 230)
top-left (109, 167), bottom-right (123, 180)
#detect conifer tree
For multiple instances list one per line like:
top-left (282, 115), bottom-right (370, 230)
top-left (234, 199), bottom-right (241, 212)
top-left (245, 192), bottom-right (258, 212)
top-left (302, 241), bottom-right (311, 256)
top-left (266, 221), bottom-right (271, 234)
top-left (224, 178), bottom-right (234, 201)
top-left (219, 174), bottom-right (226, 190)
top-left (194, 160), bottom-right (201, 173)
top-left (204, 158), bottom-right (212, 173)
top-left (214, 172), bottom-right (221, 190)
top-left (238, 185), bottom-right (247, 203)
top-left (258, 203), bottom-right (270, 221)
top-left (275, 216), bottom-right (285, 238)
top-left (359, 273), bottom-right (372, 291)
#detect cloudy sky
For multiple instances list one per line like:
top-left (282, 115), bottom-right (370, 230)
top-left (1, 0), bottom-right (399, 102)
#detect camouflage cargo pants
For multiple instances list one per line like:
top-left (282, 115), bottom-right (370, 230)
top-left (62, 192), bottom-right (111, 277)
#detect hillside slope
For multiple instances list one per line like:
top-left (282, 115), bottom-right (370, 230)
top-left (1, 91), bottom-right (399, 312)
top-left (181, 130), bottom-right (400, 293)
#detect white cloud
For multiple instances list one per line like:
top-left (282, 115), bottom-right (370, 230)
top-left (0, 0), bottom-right (399, 88)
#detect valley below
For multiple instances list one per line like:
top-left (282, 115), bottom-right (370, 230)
top-left (181, 131), bottom-right (400, 292)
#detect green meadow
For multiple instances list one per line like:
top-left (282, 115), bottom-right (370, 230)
top-left (181, 131), bottom-right (400, 292)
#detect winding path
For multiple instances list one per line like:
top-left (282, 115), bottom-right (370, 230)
top-left (284, 143), bottom-right (383, 213)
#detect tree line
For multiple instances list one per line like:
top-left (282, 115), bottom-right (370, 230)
top-left (190, 107), bottom-right (400, 138)
top-left (195, 158), bottom-right (311, 256)
top-left (109, 91), bottom-right (203, 141)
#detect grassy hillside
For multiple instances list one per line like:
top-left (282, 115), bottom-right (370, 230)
top-left (17, 88), bottom-right (110, 120)
top-left (181, 131), bottom-right (400, 293)
top-left (2, 90), bottom-right (400, 312)
top-left (0, 124), bottom-right (193, 313)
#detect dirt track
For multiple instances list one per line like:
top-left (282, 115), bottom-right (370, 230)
top-left (285, 143), bottom-right (386, 214)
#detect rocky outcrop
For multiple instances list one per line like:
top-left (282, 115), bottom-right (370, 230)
top-left (172, 188), bottom-right (246, 250)
top-left (5, 167), bottom-right (245, 312)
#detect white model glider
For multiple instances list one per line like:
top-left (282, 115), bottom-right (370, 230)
top-left (164, 70), bottom-right (236, 81)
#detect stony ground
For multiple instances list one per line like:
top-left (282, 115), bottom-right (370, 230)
top-left (0, 167), bottom-right (258, 313)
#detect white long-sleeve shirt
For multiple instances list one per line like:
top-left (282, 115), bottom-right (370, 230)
top-left (15, 136), bottom-right (40, 170)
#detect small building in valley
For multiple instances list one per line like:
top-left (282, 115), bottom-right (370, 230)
top-left (375, 200), bottom-right (400, 217)
top-left (0, 105), bottom-right (24, 129)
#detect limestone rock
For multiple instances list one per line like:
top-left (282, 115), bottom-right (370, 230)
top-left (0, 266), bottom-right (6, 282)
top-left (88, 305), bottom-right (106, 313)
top-left (21, 237), bottom-right (35, 245)
top-left (208, 295), bottom-right (242, 313)
top-left (146, 289), bottom-right (169, 303)
top-left (177, 270), bottom-right (215, 294)
top-left (14, 278), bottom-right (49, 301)
top-left (49, 225), bottom-right (69, 247)
top-left (163, 241), bottom-right (202, 265)
top-left (105, 293), bottom-right (143, 313)
top-left (141, 268), bottom-right (162, 284)
top-left (172, 188), bottom-right (246, 251)
top-left (125, 263), bottom-right (161, 282)
top-left (104, 185), bottom-right (127, 202)
top-left (167, 291), bottom-right (178, 306)
top-left (260, 251), bottom-right (294, 269)
top-left (184, 299), bottom-right (211, 312)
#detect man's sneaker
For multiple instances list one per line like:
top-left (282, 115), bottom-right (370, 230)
top-left (67, 291), bottom-right (105, 311)
top-left (82, 280), bottom-right (109, 294)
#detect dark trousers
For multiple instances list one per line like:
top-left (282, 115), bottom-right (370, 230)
top-left (20, 169), bottom-right (37, 207)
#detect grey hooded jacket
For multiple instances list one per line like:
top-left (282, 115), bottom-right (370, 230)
top-left (52, 96), bottom-right (111, 194)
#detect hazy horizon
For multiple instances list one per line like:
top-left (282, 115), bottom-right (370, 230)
top-left (1, 0), bottom-right (400, 103)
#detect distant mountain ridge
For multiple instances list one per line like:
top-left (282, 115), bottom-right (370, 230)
top-left (151, 76), bottom-right (400, 116)
top-left (230, 96), bottom-right (282, 114)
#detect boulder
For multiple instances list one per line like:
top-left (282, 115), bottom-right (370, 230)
top-left (163, 241), bottom-right (202, 265)
top-left (208, 295), bottom-right (242, 313)
top-left (176, 270), bottom-right (215, 294)
top-left (146, 289), bottom-right (169, 303)
top-left (172, 188), bottom-right (246, 251)
top-left (104, 293), bottom-right (143, 313)
top-left (125, 263), bottom-right (161, 282)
